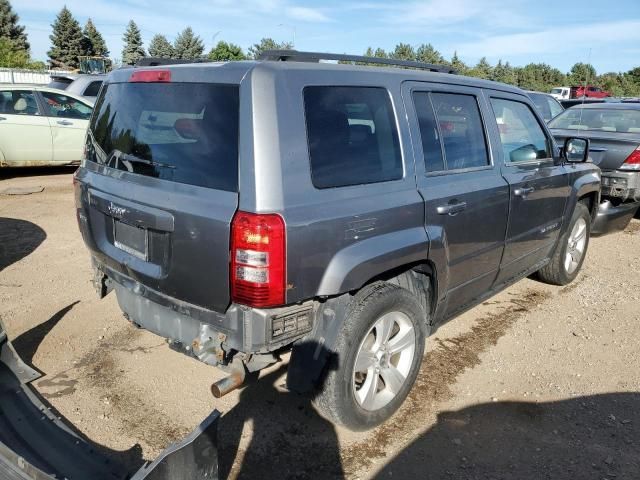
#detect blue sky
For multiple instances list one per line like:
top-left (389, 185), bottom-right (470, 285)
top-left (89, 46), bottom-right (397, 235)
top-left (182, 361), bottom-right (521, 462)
top-left (15, 0), bottom-right (640, 73)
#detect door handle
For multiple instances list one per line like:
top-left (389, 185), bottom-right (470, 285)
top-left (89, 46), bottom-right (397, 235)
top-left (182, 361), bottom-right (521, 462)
top-left (57, 120), bottom-right (73, 126)
top-left (437, 201), bottom-right (467, 216)
top-left (514, 186), bottom-right (535, 197)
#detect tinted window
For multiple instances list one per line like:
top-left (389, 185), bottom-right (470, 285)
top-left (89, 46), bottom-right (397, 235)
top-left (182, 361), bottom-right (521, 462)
top-left (547, 96), bottom-right (563, 119)
top-left (549, 108), bottom-right (640, 133)
top-left (490, 98), bottom-right (551, 162)
top-left (0, 90), bottom-right (39, 115)
top-left (304, 86), bottom-right (402, 188)
top-left (431, 93), bottom-right (489, 170)
top-left (41, 91), bottom-right (92, 120)
top-left (413, 92), bottom-right (444, 172)
top-left (83, 81), bottom-right (103, 97)
top-left (47, 80), bottom-right (71, 90)
top-left (528, 92), bottom-right (552, 122)
top-left (88, 82), bottom-right (239, 192)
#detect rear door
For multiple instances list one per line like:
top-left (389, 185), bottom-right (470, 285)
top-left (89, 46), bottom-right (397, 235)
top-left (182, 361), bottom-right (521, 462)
top-left (404, 82), bottom-right (509, 315)
top-left (487, 92), bottom-right (569, 284)
top-left (78, 80), bottom-right (240, 312)
top-left (0, 89), bottom-right (52, 164)
top-left (39, 90), bottom-right (92, 163)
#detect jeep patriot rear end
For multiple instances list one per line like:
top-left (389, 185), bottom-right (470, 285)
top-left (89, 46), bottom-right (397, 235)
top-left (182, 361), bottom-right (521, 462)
top-left (74, 51), bottom-right (600, 430)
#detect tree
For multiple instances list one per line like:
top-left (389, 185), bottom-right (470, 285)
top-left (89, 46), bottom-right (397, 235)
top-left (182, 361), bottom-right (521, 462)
top-left (121, 20), bottom-right (145, 65)
top-left (173, 27), bottom-right (204, 59)
top-left (248, 38), bottom-right (293, 59)
top-left (416, 43), bottom-right (444, 64)
top-left (48, 7), bottom-right (84, 69)
top-left (568, 62), bottom-right (597, 86)
top-left (82, 18), bottom-right (108, 57)
top-left (470, 57), bottom-right (493, 79)
top-left (0, 37), bottom-right (27, 67)
top-left (208, 41), bottom-right (246, 61)
top-left (450, 51), bottom-right (467, 75)
top-left (0, 0), bottom-right (28, 53)
top-left (390, 43), bottom-right (415, 61)
top-left (148, 34), bottom-right (174, 58)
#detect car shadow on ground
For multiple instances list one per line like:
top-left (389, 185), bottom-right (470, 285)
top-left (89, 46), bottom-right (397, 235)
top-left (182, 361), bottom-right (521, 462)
top-left (0, 165), bottom-right (77, 180)
top-left (375, 392), bottom-right (640, 479)
top-left (0, 217), bottom-right (46, 272)
top-left (219, 358), bottom-right (344, 480)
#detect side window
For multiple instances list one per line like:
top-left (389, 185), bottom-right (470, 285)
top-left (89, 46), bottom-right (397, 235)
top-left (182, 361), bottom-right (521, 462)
top-left (304, 86), bottom-right (402, 189)
top-left (547, 97), bottom-right (563, 119)
top-left (40, 91), bottom-right (92, 120)
top-left (490, 98), bottom-right (551, 163)
top-left (0, 90), bottom-right (39, 115)
top-left (412, 91), bottom-right (444, 172)
top-left (83, 81), bottom-right (103, 97)
top-left (431, 92), bottom-right (490, 170)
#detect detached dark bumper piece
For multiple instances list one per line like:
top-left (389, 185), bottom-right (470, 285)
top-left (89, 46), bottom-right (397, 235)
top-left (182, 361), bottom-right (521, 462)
top-left (591, 200), bottom-right (640, 237)
top-left (0, 320), bottom-right (219, 480)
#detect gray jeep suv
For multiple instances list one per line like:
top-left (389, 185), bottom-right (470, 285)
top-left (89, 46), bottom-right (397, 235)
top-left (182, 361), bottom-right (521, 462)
top-left (74, 51), bottom-right (600, 431)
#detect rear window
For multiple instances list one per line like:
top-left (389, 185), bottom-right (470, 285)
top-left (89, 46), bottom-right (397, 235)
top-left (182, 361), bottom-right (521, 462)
top-left (48, 79), bottom-right (72, 90)
top-left (303, 86), bottom-right (402, 189)
top-left (88, 82), bottom-right (239, 192)
top-left (549, 108), bottom-right (640, 133)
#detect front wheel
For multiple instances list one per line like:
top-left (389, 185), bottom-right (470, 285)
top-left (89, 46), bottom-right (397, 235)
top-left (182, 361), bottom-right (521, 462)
top-left (313, 282), bottom-right (426, 431)
top-left (537, 202), bottom-right (591, 285)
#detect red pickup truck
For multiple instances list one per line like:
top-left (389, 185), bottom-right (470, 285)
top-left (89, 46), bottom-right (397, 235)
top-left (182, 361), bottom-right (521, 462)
top-left (572, 85), bottom-right (611, 98)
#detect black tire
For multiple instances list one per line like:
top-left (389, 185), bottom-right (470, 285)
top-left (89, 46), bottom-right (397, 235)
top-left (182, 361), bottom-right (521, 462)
top-left (313, 282), bottom-right (427, 431)
top-left (537, 202), bottom-right (591, 286)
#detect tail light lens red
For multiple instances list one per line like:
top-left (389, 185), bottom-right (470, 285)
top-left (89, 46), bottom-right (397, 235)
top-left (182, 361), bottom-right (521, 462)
top-left (621, 146), bottom-right (640, 170)
top-left (231, 211), bottom-right (286, 308)
top-left (129, 69), bottom-right (171, 83)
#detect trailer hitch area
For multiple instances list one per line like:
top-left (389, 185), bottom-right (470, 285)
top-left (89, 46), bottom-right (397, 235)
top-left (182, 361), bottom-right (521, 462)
top-left (211, 356), bottom-right (246, 398)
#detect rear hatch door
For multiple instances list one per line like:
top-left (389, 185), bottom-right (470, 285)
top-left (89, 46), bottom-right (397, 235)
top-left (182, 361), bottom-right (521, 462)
top-left (78, 76), bottom-right (240, 312)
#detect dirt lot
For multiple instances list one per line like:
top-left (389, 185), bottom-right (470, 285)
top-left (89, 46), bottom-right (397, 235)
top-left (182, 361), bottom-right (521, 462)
top-left (1, 167), bottom-right (639, 479)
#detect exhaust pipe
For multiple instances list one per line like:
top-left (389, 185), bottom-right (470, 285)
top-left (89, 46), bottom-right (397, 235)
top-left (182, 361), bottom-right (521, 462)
top-left (211, 359), bottom-right (246, 398)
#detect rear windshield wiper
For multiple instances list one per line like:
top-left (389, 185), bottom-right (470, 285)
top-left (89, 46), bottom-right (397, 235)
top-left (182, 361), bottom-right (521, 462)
top-left (107, 149), bottom-right (177, 171)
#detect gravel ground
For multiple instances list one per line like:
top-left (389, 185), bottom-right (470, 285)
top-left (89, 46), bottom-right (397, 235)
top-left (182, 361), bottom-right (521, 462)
top-left (1, 167), bottom-right (639, 479)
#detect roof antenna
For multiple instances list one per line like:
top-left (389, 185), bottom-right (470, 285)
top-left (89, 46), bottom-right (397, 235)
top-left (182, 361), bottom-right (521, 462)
top-left (579, 47), bottom-right (592, 125)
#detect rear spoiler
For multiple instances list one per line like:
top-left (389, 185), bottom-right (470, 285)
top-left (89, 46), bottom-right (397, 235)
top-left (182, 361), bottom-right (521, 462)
top-left (0, 319), bottom-right (220, 480)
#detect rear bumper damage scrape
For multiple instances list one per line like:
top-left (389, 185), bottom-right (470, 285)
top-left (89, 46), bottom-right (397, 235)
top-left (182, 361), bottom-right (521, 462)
top-left (591, 200), bottom-right (640, 237)
top-left (0, 320), bottom-right (220, 480)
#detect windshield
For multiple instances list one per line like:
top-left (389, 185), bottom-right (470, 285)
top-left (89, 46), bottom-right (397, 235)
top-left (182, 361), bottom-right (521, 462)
top-left (88, 82), bottom-right (239, 192)
top-left (548, 108), bottom-right (640, 133)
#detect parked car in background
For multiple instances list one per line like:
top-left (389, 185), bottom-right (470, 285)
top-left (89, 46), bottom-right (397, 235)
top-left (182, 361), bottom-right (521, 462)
top-left (75, 51), bottom-right (599, 432)
top-left (0, 85), bottom-right (93, 168)
top-left (527, 91), bottom-right (564, 122)
top-left (48, 74), bottom-right (106, 101)
top-left (550, 86), bottom-right (571, 100)
top-left (560, 98), bottom-right (608, 109)
top-left (549, 103), bottom-right (640, 234)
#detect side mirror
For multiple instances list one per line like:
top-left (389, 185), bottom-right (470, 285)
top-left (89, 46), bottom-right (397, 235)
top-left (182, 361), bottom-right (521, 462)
top-left (562, 137), bottom-right (590, 163)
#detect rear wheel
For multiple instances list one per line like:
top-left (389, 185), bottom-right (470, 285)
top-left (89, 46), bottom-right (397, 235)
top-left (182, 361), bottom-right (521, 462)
top-left (314, 282), bottom-right (427, 431)
top-left (537, 202), bottom-right (590, 285)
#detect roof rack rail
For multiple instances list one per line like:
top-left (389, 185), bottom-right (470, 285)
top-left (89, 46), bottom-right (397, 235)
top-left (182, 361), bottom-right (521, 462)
top-left (134, 57), bottom-right (211, 67)
top-left (259, 50), bottom-right (457, 74)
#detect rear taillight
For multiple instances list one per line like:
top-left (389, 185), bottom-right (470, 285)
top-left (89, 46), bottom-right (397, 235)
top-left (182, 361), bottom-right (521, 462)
top-left (621, 146), bottom-right (640, 171)
top-left (129, 69), bottom-right (171, 83)
top-left (231, 211), bottom-right (286, 308)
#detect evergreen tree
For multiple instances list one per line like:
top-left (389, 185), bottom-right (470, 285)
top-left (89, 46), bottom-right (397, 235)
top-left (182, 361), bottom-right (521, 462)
top-left (121, 20), bottom-right (145, 65)
top-left (416, 43), bottom-right (444, 64)
top-left (208, 41), bottom-right (246, 61)
top-left (82, 18), bottom-right (108, 57)
top-left (390, 43), bottom-right (415, 61)
top-left (0, 0), bottom-right (28, 52)
top-left (148, 34), bottom-right (174, 58)
top-left (173, 27), bottom-right (204, 59)
top-left (471, 57), bottom-right (493, 79)
top-left (450, 51), bottom-right (467, 74)
top-left (248, 38), bottom-right (293, 59)
top-left (48, 7), bottom-right (84, 69)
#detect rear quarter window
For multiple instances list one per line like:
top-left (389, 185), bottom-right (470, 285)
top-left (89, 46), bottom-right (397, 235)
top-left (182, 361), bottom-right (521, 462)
top-left (303, 86), bottom-right (403, 189)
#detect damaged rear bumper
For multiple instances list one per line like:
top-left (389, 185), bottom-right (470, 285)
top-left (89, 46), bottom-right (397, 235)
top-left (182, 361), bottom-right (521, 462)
top-left (0, 320), bottom-right (220, 480)
top-left (591, 200), bottom-right (640, 237)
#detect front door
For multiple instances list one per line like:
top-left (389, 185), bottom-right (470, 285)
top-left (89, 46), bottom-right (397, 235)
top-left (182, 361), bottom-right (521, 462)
top-left (39, 90), bottom-right (92, 163)
top-left (0, 89), bottom-right (52, 165)
top-left (487, 94), bottom-right (570, 284)
top-left (404, 83), bottom-right (510, 317)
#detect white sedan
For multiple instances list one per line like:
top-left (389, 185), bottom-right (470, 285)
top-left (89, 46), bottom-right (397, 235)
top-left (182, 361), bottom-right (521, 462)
top-left (0, 85), bottom-right (94, 168)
